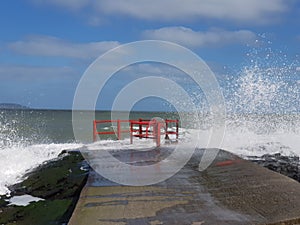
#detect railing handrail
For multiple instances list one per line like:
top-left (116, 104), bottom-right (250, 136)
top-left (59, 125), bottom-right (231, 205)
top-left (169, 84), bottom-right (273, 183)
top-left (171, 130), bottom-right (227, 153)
top-left (93, 118), bottom-right (179, 146)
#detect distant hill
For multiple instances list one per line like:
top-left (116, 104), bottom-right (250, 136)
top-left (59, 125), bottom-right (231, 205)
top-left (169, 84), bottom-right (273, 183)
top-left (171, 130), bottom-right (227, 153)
top-left (0, 103), bottom-right (30, 109)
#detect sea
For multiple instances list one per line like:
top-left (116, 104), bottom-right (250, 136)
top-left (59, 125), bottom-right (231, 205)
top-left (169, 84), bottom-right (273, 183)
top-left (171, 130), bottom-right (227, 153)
top-left (0, 109), bottom-right (299, 195)
top-left (0, 49), bottom-right (299, 196)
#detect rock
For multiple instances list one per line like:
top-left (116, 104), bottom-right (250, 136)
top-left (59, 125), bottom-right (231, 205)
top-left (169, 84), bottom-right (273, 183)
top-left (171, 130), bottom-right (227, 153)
top-left (0, 150), bottom-right (89, 225)
top-left (12, 151), bottom-right (88, 198)
top-left (250, 153), bottom-right (300, 182)
top-left (0, 196), bottom-right (8, 207)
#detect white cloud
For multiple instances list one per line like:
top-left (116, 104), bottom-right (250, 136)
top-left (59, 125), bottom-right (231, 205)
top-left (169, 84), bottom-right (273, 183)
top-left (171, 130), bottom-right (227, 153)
top-left (32, 0), bottom-right (289, 24)
top-left (8, 35), bottom-right (120, 59)
top-left (31, 0), bottom-right (90, 11)
top-left (0, 65), bottom-right (77, 81)
top-left (97, 0), bottom-right (288, 23)
top-left (143, 27), bottom-right (257, 48)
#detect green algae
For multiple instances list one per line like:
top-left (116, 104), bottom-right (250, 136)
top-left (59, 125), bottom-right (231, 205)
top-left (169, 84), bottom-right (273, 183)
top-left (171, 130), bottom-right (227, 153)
top-left (0, 197), bottom-right (8, 207)
top-left (0, 150), bottom-right (88, 225)
top-left (0, 199), bottom-right (72, 225)
top-left (13, 151), bottom-right (87, 199)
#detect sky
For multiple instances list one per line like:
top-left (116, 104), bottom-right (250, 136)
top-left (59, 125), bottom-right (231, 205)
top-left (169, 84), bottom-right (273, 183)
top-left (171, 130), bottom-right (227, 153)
top-left (0, 0), bottom-right (299, 110)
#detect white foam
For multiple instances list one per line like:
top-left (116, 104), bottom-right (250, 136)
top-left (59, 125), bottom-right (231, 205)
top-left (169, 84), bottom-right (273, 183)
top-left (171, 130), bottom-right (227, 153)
top-left (8, 194), bottom-right (44, 206)
top-left (0, 143), bottom-right (83, 195)
top-left (87, 127), bottom-right (196, 151)
top-left (1, 120), bottom-right (299, 196)
top-left (222, 130), bottom-right (300, 157)
top-left (88, 125), bottom-right (300, 159)
top-left (88, 139), bottom-right (155, 151)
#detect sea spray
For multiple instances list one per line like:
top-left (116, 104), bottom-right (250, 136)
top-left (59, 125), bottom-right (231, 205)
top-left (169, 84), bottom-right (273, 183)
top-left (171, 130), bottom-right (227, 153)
top-left (221, 45), bottom-right (299, 157)
top-left (0, 144), bottom-right (83, 195)
top-left (0, 45), bottom-right (299, 193)
top-left (0, 110), bottom-right (82, 195)
top-left (0, 110), bottom-right (49, 148)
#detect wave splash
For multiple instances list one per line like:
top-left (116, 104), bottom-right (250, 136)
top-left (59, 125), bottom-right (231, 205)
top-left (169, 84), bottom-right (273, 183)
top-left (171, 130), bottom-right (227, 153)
top-left (0, 113), bottom-right (83, 195)
top-left (0, 45), bottom-right (299, 195)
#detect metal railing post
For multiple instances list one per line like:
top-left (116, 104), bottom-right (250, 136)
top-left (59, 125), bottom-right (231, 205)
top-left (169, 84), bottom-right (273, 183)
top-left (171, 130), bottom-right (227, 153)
top-left (117, 120), bottom-right (121, 140)
top-left (156, 122), bottom-right (161, 147)
top-left (139, 118), bottom-right (142, 139)
top-left (130, 122), bottom-right (133, 144)
top-left (176, 119), bottom-right (179, 140)
top-left (93, 120), bottom-right (97, 142)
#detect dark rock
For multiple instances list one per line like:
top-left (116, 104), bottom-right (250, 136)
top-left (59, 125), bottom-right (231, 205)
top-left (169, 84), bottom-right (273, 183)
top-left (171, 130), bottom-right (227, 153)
top-left (0, 196), bottom-right (8, 207)
top-left (250, 153), bottom-right (300, 182)
top-left (0, 199), bottom-right (72, 225)
top-left (0, 150), bottom-right (89, 225)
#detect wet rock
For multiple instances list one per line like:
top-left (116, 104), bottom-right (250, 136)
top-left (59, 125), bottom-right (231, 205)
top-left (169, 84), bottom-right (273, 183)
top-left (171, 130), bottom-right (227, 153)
top-left (0, 195), bottom-right (8, 207)
top-left (0, 199), bottom-right (72, 225)
top-left (0, 150), bottom-right (89, 225)
top-left (248, 153), bottom-right (300, 182)
top-left (11, 150), bottom-right (89, 199)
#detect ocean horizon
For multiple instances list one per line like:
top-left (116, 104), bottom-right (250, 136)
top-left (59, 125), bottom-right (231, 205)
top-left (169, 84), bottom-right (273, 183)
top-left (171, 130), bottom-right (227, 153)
top-left (1, 108), bottom-right (299, 195)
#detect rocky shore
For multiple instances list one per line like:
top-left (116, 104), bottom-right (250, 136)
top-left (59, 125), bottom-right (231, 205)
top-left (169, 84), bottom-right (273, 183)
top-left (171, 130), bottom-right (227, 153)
top-left (248, 153), bottom-right (300, 182)
top-left (0, 150), bottom-right (299, 225)
top-left (0, 150), bottom-right (89, 225)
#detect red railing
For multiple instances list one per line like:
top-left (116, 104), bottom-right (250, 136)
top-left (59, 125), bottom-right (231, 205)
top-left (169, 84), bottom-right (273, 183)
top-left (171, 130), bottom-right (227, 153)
top-left (93, 120), bottom-right (131, 142)
top-left (93, 118), bottom-right (179, 147)
top-left (165, 119), bottom-right (179, 140)
top-left (129, 119), bottom-right (163, 147)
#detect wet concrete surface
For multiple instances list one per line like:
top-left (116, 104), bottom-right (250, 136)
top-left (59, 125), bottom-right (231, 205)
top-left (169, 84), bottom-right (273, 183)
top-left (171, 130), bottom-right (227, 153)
top-left (68, 148), bottom-right (300, 225)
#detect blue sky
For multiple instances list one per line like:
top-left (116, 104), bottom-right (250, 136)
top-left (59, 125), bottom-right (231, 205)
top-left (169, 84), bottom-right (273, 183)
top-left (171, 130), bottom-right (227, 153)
top-left (0, 0), bottom-right (299, 111)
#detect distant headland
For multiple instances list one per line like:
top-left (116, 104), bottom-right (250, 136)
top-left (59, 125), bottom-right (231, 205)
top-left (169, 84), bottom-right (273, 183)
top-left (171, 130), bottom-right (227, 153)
top-left (0, 103), bottom-right (30, 109)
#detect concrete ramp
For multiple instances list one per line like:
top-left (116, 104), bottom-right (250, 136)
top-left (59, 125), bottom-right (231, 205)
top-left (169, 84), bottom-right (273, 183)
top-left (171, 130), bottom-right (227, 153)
top-left (68, 149), bottom-right (300, 225)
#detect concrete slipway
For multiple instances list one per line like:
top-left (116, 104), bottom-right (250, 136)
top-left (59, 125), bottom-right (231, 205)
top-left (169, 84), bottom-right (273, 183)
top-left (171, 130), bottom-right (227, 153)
top-left (68, 148), bottom-right (300, 225)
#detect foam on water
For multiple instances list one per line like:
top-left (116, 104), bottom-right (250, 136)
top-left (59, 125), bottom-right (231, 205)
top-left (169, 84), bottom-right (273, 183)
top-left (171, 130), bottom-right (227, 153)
top-left (0, 44), bottom-right (299, 195)
top-left (222, 127), bottom-right (300, 157)
top-left (0, 143), bottom-right (82, 195)
top-left (8, 194), bottom-right (44, 206)
top-left (0, 115), bottom-right (83, 195)
top-left (87, 127), bottom-right (191, 151)
top-left (0, 115), bottom-right (298, 196)
top-left (87, 122), bottom-right (300, 160)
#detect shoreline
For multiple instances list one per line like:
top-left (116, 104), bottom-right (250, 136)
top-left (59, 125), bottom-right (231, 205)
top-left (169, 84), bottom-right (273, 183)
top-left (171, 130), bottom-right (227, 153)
top-left (0, 150), bottom-right (299, 224)
top-left (0, 150), bottom-right (88, 225)
top-left (249, 153), bottom-right (300, 182)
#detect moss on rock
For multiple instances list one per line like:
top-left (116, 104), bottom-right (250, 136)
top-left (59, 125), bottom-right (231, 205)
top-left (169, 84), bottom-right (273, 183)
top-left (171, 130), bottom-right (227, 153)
top-left (0, 150), bottom-right (88, 225)
top-left (0, 196), bottom-right (8, 207)
top-left (12, 151), bottom-right (88, 199)
top-left (0, 199), bottom-right (72, 225)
